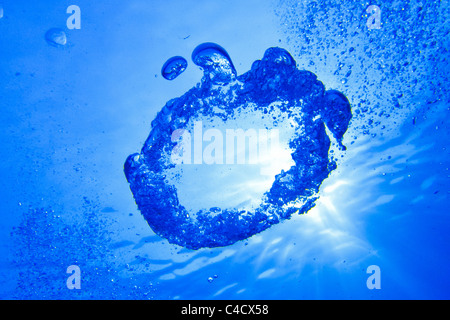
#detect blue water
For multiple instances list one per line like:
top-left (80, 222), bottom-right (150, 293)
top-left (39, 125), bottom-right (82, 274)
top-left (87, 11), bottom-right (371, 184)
top-left (0, 0), bottom-right (449, 299)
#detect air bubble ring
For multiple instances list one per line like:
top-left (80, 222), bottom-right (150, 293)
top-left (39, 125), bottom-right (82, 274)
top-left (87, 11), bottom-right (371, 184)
top-left (125, 45), bottom-right (351, 249)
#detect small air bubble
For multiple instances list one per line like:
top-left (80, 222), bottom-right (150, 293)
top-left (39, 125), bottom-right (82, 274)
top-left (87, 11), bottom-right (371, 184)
top-left (45, 28), bottom-right (67, 47)
top-left (161, 56), bottom-right (188, 80)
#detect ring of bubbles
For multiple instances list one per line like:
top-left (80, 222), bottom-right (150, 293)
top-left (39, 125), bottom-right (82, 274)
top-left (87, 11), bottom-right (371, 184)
top-left (125, 43), bottom-right (351, 250)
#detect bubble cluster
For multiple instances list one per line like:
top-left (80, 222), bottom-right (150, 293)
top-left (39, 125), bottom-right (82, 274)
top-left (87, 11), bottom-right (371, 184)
top-left (275, 0), bottom-right (449, 139)
top-left (10, 201), bottom-right (157, 299)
